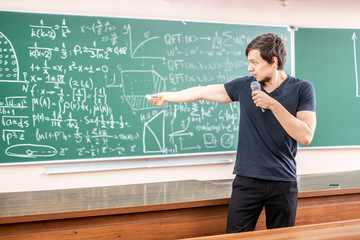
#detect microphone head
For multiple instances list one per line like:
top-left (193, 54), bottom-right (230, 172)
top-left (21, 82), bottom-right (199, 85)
top-left (250, 81), bottom-right (261, 91)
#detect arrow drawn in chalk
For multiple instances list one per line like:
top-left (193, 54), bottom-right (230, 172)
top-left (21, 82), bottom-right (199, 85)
top-left (169, 117), bottom-right (193, 138)
top-left (353, 32), bottom-right (360, 97)
top-left (179, 137), bottom-right (201, 151)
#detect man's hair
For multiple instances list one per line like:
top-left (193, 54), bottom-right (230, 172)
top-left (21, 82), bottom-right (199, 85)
top-left (245, 33), bottom-right (287, 70)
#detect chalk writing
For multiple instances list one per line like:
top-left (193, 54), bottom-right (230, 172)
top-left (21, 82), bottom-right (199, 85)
top-left (0, 11), bottom-right (290, 164)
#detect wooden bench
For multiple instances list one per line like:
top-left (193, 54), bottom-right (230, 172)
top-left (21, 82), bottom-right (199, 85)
top-left (187, 219), bottom-right (360, 240)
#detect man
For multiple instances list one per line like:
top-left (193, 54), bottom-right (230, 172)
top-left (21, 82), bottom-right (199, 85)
top-left (149, 33), bottom-right (316, 233)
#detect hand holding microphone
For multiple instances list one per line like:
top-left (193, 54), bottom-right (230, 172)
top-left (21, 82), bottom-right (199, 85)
top-left (250, 81), bottom-right (265, 112)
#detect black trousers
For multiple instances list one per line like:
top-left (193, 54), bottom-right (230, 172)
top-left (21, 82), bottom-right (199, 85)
top-left (226, 175), bottom-right (298, 233)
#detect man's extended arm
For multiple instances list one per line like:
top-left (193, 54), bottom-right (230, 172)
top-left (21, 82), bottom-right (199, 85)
top-left (148, 84), bottom-right (232, 106)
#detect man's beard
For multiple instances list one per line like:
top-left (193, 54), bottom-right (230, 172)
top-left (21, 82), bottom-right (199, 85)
top-left (258, 76), bottom-right (271, 83)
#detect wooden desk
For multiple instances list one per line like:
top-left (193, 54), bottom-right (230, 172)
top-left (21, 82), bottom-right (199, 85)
top-left (0, 170), bottom-right (360, 239)
top-left (187, 219), bottom-right (360, 240)
top-left (0, 180), bottom-right (230, 239)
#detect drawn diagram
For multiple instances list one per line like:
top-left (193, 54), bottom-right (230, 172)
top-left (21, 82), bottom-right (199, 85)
top-left (168, 117), bottom-right (200, 150)
top-left (124, 24), bottom-right (166, 61)
top-left (203, 133), bottom-right (217, 148)
top-left (220, 133), bottom-right (234, 149)
top-left (121, 70), bottom-right (166, 110)
top-left (105, 72), bottom-right (119, 87)
top-left (5, 144), bottom-right (58, 158)
top-left (169, 117), bottom-right (193, 142)
top-left (0, 32), bottom-right (19, 82)
top-left (179, 137), bottom-right (201, 151)
top-left (143, 110), bottom-right (166, 153)
top-left (353, 33), bottom-right (360, 97)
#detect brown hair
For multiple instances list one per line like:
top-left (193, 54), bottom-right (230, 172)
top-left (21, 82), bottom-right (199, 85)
top-left (245, 33), bottom-right (287, 70)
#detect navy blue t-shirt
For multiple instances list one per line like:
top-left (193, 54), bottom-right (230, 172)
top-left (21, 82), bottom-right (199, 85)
top-left (224, 76), bottom-right (316, 182)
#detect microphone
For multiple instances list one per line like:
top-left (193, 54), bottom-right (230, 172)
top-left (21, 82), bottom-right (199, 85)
top-left (250, 81), bottom-right (265, 112)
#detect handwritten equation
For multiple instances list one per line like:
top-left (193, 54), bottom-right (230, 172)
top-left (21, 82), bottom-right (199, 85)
top-left (0, 11), bottom-right (290, 163)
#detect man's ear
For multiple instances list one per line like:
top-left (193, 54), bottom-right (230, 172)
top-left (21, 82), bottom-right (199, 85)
top-left (272, 57), bottom-right (278, 69)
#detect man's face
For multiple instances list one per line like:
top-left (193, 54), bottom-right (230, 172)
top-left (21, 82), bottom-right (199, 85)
top-left (247, 49), bottom-right (274, 83)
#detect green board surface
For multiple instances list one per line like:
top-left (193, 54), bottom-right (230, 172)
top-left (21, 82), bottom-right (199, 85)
top-left (295, 28), bottom-right (360, 147)
top-left (0, 11), bottom-right (291, 164)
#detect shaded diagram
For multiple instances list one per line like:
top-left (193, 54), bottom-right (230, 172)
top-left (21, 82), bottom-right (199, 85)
top-left (1, 32), bottom-right (57, 160)
top-left (0, 32), bottom-right (19, 82)
top-left (143, 110), bottom-right (166, 153)
top-left (121, 70), bottom-right (166, 110)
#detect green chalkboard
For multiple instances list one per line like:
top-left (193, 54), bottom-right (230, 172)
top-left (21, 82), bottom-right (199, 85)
top-left (295, 28), bottom-right (360, 147)
top-left (0, 11), bottom-right (291, 164)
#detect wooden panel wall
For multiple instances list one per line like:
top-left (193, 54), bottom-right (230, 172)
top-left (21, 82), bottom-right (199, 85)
top-left (1, 188), bottom-right (360, 239)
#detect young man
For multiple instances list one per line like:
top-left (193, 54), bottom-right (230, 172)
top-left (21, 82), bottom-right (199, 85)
top-left (149, 33), bottom-right (316, 233)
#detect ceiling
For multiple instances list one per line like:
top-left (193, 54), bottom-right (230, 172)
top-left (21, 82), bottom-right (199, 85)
top-left (1, 0), bottom-right (360, 28)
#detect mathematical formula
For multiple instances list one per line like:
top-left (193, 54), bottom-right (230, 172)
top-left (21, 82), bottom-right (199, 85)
top-left (0, 12), bottom-right (290, 163)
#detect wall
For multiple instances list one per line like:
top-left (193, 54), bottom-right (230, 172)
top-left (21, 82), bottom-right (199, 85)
top-left (1, 0), bottom-right (360, 193)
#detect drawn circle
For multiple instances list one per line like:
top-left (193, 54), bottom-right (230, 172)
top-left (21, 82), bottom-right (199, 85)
top-left (220, 134), bottom-right (233, 149)
top-left (26, 149), bottom-right (34, 156)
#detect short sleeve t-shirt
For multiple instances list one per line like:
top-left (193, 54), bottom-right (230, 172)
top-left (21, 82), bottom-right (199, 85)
top-left (224, 76), bottom-right (316, 182)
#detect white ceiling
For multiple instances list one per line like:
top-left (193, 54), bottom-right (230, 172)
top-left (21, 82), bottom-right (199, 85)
top-left (1, 0), bottom-right (360, 28)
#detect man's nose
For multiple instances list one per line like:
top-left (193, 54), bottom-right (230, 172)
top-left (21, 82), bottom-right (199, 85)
top-left (248, 64), bottom-right (253, 72)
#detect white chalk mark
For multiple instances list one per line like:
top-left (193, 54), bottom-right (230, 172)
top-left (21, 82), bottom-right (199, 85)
top-left (203, 133), bottom-right (217, 148)
top-left (5, 144), bottom-right (57, 158)
top-left (127, 24), bottom-right (166, 61)
top-left (121, 70), bottom-right (166, 110)
top-left (179, 137), bottom-right (201, 150)
top-left (143, 110), bottom-right (166, 153)
top-left (353, 33), bottom-right (359, 97)
top-left (169, 117), bottom-right (192, 138)
top-left (0, 32), bottom-right (20, 82)
top-left (220, 133), bottom-right (234, 149)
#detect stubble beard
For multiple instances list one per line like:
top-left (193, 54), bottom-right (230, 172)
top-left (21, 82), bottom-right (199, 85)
top-left (258, 76), bottom-right (271, 83)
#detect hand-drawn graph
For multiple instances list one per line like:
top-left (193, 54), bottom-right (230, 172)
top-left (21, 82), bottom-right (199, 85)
top-left (121, 70), bottom-right (166, 110)
top-left (0, 32), bottom-right (19, 82)
top-left (168, 117), bottom-right (200, 150)
top-left (124, 24), bottom-right (166, 61)
top-left (143, 110), bottom-right (165, 153)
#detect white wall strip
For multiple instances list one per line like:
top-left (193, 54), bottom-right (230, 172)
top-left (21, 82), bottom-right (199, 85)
top-left (45, 156), bottom-right (234, 174)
